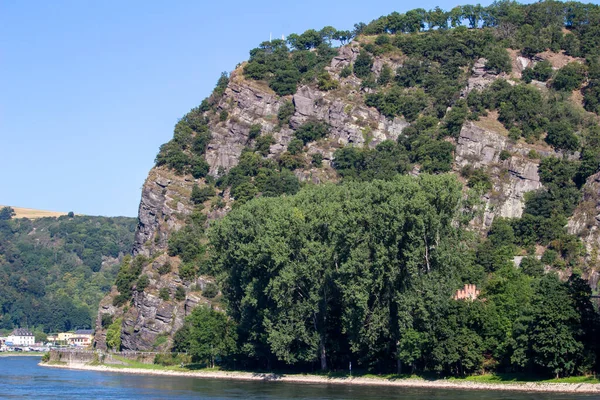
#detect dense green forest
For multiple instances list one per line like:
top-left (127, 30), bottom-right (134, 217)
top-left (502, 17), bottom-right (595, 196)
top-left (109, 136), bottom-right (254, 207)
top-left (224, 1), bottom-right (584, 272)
top-left (170, 175), bottom-right (598, 378)
top-left (0, 207), bottom-right (136, 336)
top-left (128, 0), bottom-right (600, 378)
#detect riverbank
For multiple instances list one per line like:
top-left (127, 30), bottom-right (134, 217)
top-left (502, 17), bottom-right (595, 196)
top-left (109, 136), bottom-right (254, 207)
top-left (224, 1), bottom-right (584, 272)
top-left (40, 362), bottom-right (600, 393)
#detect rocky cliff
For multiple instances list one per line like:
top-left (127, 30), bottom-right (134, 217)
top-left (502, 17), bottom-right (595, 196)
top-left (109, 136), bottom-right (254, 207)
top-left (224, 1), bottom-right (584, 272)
top-left (95, 37), bottom-right (599, 351)
top-left (94, 168), bottom-right (216, 350)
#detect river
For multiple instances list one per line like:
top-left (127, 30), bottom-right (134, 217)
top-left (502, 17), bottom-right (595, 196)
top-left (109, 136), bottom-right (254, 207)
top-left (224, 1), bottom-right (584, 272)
top-left (0, 356), bottom-right (596, 399)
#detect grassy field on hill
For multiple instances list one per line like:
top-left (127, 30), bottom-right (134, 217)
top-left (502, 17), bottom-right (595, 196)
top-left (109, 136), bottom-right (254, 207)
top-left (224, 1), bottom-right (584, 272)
top-left (0, 206), bottom-right (68, 219)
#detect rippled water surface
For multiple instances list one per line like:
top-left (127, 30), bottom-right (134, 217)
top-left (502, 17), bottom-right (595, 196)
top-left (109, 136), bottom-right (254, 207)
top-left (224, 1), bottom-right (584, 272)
top-left (0, 356), bottom-right (596, 399)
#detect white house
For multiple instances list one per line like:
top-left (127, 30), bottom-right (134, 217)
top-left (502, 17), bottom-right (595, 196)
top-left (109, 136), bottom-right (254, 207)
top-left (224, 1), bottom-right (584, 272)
top-left (7, 328), bottom-right (35, 346)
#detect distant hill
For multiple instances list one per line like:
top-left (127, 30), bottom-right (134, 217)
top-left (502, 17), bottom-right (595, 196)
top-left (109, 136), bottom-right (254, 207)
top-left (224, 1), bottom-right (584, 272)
top-left (0, 205), bottom-right (68, 219)
top-left (0, 213), bottom-right (137, 335)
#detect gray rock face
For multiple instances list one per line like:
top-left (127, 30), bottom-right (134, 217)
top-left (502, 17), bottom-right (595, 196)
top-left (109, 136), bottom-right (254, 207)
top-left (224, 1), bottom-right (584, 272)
top-left (133, 170), bottom-right (194, 257)
top-left (569, 173), bottom-right (600, 253)
top-left (94, 292), bottom-right (119, 351)
top-left (95, 167), bottom-right (198, 350)
top-left (119, 260), bottom-right (212, 351)
top-left (203, 61), bottom-right (410, 179)
top-left (566, 173), bottom-right (600, 290)
top-left (455, 121), bottom-right (544, 226)
top-left (330, 44), bottom-right (359, 69)
top-left (463, 58), bottom-right (499, 96)
top-left (290, 85), bottom-right (407, 148)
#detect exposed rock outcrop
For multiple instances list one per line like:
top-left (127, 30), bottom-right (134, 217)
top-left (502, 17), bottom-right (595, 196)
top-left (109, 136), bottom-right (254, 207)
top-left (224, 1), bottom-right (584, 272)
top-left (455, 120), bottom-right (549, 227)
top-left (568, 172), bottom-right (600, 289)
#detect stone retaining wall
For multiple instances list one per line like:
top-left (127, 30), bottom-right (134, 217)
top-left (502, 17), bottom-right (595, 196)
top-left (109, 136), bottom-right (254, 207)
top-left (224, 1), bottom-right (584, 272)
top-left (47, 349), bottom-right (165, 365)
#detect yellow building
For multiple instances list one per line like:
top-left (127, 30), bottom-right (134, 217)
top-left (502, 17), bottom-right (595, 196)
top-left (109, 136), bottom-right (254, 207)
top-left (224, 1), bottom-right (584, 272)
top-left (67, 330), bottom-right (94, 347)
top-left (57, 332), bottom-right (74, 342)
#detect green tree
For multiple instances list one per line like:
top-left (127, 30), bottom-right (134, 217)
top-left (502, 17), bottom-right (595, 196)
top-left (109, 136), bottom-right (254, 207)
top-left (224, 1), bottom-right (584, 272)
top-left (136, 274), bottom-right (150, 292)
top-left (210, 174), bottom-right (468, 371)
top-left (106, 318), bottom-right (122, 351)
top-left (294, 121), bottom-right (330, 144)
top-left (159, 288), bottom-right (170, 301)
top-left (485, 47), bottom-right (512, 74)
top-left (277, 101), bottom-right (295, 126)
top-left (377, 64), bottom-right (394, 86)
top-left (515, 274), bottom-right (584, 378)
top-left (0, 207), bottom-right (15, 220)
top-left (553, 62), bottom-right (586, 91)
top-left (175, 285), bottom-right (186, 301)
top-left (353, 52), bottom-right (373, 78)
top-left (191, 184), bottom-right (215, 204)
top-left (179, 306), bottom-right (237, 368)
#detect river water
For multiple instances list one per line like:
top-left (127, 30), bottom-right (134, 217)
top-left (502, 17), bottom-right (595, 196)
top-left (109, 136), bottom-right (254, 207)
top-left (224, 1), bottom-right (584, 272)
top-left (0, 356), bottom-right (595, 399)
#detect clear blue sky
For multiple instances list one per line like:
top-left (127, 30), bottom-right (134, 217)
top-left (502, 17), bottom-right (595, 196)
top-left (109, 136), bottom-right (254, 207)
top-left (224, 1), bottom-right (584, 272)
top-left (2, 0), bottom-right (509, 216)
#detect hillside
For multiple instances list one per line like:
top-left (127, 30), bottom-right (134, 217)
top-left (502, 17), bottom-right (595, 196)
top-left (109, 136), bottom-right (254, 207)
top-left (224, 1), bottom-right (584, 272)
top-left (0, 207), bottom-right (136, 335)
top-left (96, 1), bottom-right (600, 378)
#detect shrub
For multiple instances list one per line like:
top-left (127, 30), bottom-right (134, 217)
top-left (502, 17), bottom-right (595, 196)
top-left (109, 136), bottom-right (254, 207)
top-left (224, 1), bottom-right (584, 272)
top-left (191, 184), bottom-right (215, 204)
top-left (192, 130), bottom-right (211, 155)
top-left (541, 249), bottom-right (558, 265)
top-left (377, 64), bottom-right (394, 86)
top-left (295, 121), bottom-right (330, 144)
top-left (219, 110), bottom-right (229, 122)
top-left (361, 73), bottom-right (377, 89)
top-left (159, 288), bottom-right (170, 301)
top-left (353, 51), bottom-right (373, 78)
top-left (466, 169), bottom-right (493, 192)
top-left (340, 65), bottom-right (352, 78)
top-left (520, 256), bottom-right (544, 277)
top-left (528, 150), bottom-right (540, 159)
top-left (175, 286), bottom-right (186, 301)
top-left (202, 282), bottom-right (219, 299)
top-left (552, 62), bottom-right (586, 91)
top-left (499, 150), bottom-right (511, 161)
top-left (533, 60), bottom-right (553, 82)
top-left (279, 152), bottom-right (305, 170)
top-left (190, 157), bottom-right (210, 179)
top-left (311, 153), bottom-right (323, 167)
top-left (277, 101), bottom-right (295, 126)
top-left (101, 313), bottom-right (113, 328)
top-left (317, 72), bottom-right (339, 91)
top-left (179, 263), bottom-right (198, 281)
top-left (508, 127), bottom-right (522, 141)
top-left (158, 262), bottom-right (171, 275)
top-left (112, 293), bottom-right (129, 307)
top-left (106, 318), bottom-right (122, 350)
top-left (255, 134), bottom-right (276, 156)
top-left (485, 47), bottom-right (512, 74)
top-left (583, 80), bottom-right (600, 114)
top-left (248, 124), bottom-right (262, 140)
top-left (136, 274), bottom-right (150, 292)
top-left (287, 138), bottom-right (304, 155)
top-left (546, 121), bottom-right (580, 151)
top-left (375, 34), bottom-right (390, 45)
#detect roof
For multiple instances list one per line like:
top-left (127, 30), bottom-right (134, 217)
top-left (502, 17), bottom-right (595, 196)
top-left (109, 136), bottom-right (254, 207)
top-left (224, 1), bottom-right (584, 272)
top-left (74, 329), bottom-right (94, 335)
top-left (10, 328), bottom-right (33, 336)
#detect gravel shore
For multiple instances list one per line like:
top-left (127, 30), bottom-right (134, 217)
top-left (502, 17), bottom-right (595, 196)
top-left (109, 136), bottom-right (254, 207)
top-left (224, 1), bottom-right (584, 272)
top-left (39, 362), bottom-right (600, 393)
